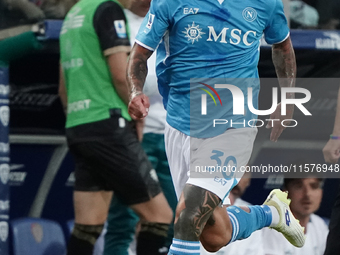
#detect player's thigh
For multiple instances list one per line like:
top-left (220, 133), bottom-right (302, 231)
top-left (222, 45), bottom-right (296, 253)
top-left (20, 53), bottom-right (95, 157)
top-left (73, 190), bottom-right (113, 225)
top-left (188, 127), bottom-right (257, 203)
top-left (164, 122), bottom-right (191, 199)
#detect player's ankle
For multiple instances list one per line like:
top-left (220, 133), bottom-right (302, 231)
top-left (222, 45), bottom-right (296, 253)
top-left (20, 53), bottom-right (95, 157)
top-left (266, 205), bottom-right (280, 227)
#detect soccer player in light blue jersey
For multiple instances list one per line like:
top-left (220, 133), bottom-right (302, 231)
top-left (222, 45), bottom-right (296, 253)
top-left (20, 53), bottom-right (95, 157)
top-left (126, 0), bottom-right (306, 254)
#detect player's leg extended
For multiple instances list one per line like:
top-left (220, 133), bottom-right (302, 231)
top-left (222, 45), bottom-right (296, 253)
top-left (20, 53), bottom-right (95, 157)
top-left (166, 125), bottom-right (305, 254)
top-left (200, 189), bottom-right (306, 252)
top-left (67, 190), bottom-right (112, 255)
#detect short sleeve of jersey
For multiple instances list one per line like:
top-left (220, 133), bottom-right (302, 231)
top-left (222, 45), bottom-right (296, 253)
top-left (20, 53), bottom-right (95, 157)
top-left (263, 0), bottom-right (290, 45)
top-left (135, 0), bottom-right (170, 51)
top-left (93, 1), bottom-right (130, 55)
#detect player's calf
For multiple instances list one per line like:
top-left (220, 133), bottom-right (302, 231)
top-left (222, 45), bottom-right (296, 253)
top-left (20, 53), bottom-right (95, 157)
top-left (200, 206), bottom-right (232, 252)
top-left (169, 185), bottom-right (220, 255)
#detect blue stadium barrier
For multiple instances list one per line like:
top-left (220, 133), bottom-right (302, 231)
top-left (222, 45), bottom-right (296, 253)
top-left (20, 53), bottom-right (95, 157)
top-left (0, 66), bottom-right (10, 255)
top-left (10, 218), bottom-right (66, 255)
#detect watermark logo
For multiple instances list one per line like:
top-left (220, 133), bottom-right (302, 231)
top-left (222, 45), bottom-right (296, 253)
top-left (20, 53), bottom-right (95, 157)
top-left (201, 84), bottom-right (311, 116)
top-left (199, 83), bottom-right (311, 128)
top-left (200, 82), bottom-right (222, 114)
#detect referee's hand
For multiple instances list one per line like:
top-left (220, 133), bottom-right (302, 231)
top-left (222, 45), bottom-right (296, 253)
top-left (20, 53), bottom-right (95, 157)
top-left (128, 93), bottom-right (150, 120)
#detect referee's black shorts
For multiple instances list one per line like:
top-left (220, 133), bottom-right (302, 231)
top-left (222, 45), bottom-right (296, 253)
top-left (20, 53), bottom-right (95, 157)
top-left (66, 109), bottom-right (162, 205)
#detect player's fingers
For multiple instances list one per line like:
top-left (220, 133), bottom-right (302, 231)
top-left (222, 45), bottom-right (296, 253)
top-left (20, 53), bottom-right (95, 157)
top-left (142, 94), bottom-right (150, 110)
top-left (266, 115), bottom-right (274, 129)
top-left (323, 150), bottom-right (340, 164)
top-left (270, 125), bottom-right (283, 142)
top-left (325, 154), bottom-right (339, 164)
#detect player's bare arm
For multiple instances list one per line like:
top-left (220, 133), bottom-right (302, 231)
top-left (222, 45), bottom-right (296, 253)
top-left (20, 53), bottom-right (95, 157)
top-left (127, 43), bottom-right (153, 119)
top-left (269, 36), bottom-right (296, 142)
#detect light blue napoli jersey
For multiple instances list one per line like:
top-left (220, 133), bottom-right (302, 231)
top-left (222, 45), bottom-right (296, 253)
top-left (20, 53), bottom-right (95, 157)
top-left (136, 0), bottom-right (289, 137)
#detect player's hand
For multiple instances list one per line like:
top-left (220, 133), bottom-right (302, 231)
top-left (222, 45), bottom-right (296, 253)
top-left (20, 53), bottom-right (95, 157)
top-left (128, 92), bottom-right (150, 120)
top-left (323, 139), bottom-right (340, 163)
top-left (266, 103), bottom-right (294, 142)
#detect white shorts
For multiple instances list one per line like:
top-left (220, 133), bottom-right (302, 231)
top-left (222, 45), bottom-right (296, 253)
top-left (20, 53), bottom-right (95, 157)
top-left (164, 123), bottom-right (257, 204)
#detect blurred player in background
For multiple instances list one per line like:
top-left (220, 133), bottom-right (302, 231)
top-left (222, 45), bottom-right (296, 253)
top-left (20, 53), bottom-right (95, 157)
top-left (126, 0), bottom-right (305, 253)
top-left (102, 0), bottom-right (177, 254)
top-left (323, 87), bottom-right (340, 255)
top-left (58, 0), bottom-right (172, 254)
top-left (262, 177), bottom-right (328, 255)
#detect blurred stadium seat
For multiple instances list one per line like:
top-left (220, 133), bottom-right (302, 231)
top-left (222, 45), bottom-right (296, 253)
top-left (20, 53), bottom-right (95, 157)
top-left (10, 217), bottom-right (66, 255)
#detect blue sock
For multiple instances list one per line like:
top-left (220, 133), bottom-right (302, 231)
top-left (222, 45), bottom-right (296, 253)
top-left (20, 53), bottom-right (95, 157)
top-left (168, 238), bottom-right (200, 255)
top-left (227, 205), bottom-right (272, 243)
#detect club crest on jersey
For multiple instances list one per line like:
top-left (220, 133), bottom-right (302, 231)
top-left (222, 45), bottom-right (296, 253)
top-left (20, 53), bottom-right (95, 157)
top-left (114, 20), bottom-right (127, 38)
top-left (146, 13), bottom-right (155, 29)
top-left (242, 7), bottom-right (257, 22)
top-left (183, 22), bottom-right (205, 44)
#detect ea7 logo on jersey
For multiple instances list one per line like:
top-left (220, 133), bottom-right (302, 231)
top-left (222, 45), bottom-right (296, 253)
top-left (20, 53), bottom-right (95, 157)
top-left (242, 7), bottom-right (257, 22)
top-left (183, 8), bottom-right (199, 14)
top-left (146, 13), bottom-right (155, 29)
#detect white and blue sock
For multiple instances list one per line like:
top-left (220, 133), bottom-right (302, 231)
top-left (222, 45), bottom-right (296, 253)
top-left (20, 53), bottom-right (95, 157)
top-left (227, 205), bottom-right (273, 243)
top-left (168, 238), bottom-right (200, 255)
